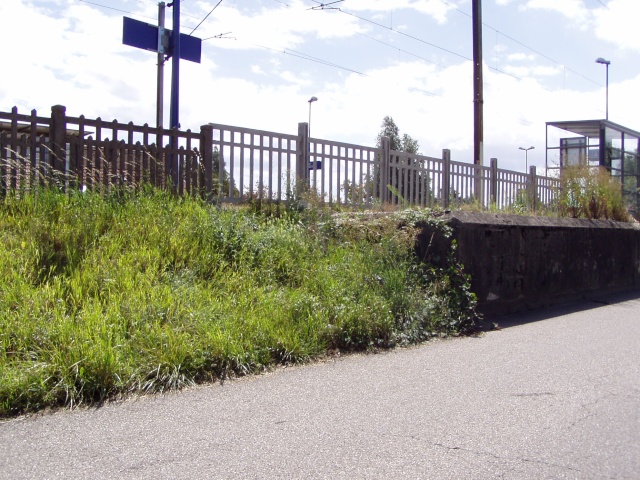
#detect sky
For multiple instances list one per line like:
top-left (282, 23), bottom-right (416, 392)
top-left (2, 0), bottom-right (639, 173)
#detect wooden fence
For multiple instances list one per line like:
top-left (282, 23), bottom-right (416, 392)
top-left (0, 105), bottom-right (559, 209)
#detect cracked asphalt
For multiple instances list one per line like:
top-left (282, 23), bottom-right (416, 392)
top-left (1, 291), bottom-right (639, 479)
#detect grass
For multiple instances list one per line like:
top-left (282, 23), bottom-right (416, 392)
top-left (0, 186), bottom-right (477, 416)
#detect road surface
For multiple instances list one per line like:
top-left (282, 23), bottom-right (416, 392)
top-left (1, 291), bottom-right (639, 479)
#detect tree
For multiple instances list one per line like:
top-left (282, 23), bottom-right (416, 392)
top-left (376, 116), bottom-right (402, 151)
top-left (210, 147), bottom-right (239, 197)
top-left (401, 133), bottom-right (420, 155)
top-left (373, 116), bottom-right (431, 206)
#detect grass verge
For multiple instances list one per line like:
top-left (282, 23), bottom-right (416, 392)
top-left (0, 187), bottom-right (477, 416)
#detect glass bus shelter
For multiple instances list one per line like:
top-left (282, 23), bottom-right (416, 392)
top-left (546, 119), bottom-right (640, 209)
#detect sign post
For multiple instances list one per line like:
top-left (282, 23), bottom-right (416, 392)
top-left (122, 7), bottom-right (202, 128)
top-left (170, 1), bottom-right (181, 132)
top-left (122, 4), bottom-right (202, 185)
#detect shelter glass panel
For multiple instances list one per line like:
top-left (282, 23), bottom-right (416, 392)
top-left (606, 128), bottom-right (622, 174)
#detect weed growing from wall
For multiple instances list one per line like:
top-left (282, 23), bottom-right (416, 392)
top-left (556, 165), bottom-right (630, 221)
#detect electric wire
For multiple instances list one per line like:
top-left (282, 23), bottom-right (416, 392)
top-left (356, 32), bottom-right (448, 69)
top-left (339, 9), bottom-right (472, 62)
top-left (249, 42), bottom-right (367, 76)
top-left (246, 41), bottom-right (438, 96)
top-left (77, 0), bottom-right (156, 20)
top-left (76, 0), bottom-right (199, 29)
top-left (492, 29), bottom-right (602, 86)
top-left (190, 0), bottom-right (223, 35)
top-left (433, 0), bottom-right (602, 86)
top-left (332, 3), bottom-right (602, 88)
top-left (357, 28), bottom-right (524, 84)
top-left (78, 0), bottom-right (597, 93)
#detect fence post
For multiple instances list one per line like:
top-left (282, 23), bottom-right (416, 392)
top-left (380, 136), bottom-right (390, 204)
top-left (9, 107), bottom-right (19, 191)
top-left (200, 124), bottom-right (214, 199)
top-left (296, 122), bottom-right (309, 196)
top-left (50, 105), bottom-right (67, 174)
top-left (490, 157), bottom-right (498, 207)
top-left (528, 165), bottom-right (537, 211)
top-left (442, 149), bottom-right (451, 208)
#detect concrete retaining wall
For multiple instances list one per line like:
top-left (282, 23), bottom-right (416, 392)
top-left (417, 212), bottom-right (640, 317)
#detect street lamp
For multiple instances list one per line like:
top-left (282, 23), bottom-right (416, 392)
top-left (596, 57), bottom-right (610, 120)
top-left (308, 96), bottom-right (318, 138)
top-left (519, 146), bottom-right (535, 172)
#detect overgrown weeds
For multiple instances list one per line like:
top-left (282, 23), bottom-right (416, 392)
top-left (556, 165), bottom-right (630, 221)
top-left (0, 187), bottom-right (477, 416)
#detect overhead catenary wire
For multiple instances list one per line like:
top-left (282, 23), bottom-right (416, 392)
top-left (190, 0), bottom-right (223, 36)
top-left (338, 9), bottom-right (472, 62)
top-left (78, 0), bottom-right (155, 19)
top-left (79, 0), bottom-right (597, 94)
top-left (77, 0), bottom-right (199, 29)
top-left (319, 3), bottom-right (603, 88)
top-left (356, 32), bottom-right (448, 69)
top-left (433, 0), bottom-right (603, 87)
top-left (245, 40), bottom-right (438, 96)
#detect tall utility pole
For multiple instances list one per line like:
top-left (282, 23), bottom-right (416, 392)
top-left (472, 0), bottom-right (483, 168)
top-left (157, 2), bottom-right (166, 129)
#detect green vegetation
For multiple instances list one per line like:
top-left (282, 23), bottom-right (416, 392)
top-left (450, 164), bottom-right (633, 222)
top-left (556, 165), bottom-right (631, 222)
top-left (0, 187), bottom-right (477, 416)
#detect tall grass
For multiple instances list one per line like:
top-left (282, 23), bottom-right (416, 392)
top-left (0, 187), bottom-right (477, 416)
top-left (556, 165), bottom-right (630, 221)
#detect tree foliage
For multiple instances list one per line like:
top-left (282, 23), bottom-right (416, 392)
top-left (374, 116), bottom-right (431, 205)
top-left (376, 116), bottom-right (420, 154)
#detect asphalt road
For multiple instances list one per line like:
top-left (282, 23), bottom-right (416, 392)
top-left (1, 292), bottom-right (639, 479)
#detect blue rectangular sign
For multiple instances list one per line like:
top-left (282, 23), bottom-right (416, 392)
top-left (122, 17), bottom-right (202, 63)
top-left (176, 33), bottom-right (202, 63)
top-left (123, 17), bottom-right (158, 52)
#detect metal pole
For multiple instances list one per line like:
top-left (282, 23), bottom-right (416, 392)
top-left (169, 1), bottom-right (181, 187)
top-left (157, 2), bottom-right (165, 129)
top-left (605, 63), bottom-right (609, 120)
top-left (596, 58), bottom-right (610, 121)
top-left (170, 1), bottom-right (180, 130)
top-left (307, 96), bottom-right (317, 138)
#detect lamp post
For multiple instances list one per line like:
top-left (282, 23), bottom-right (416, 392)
top-left (596, 57), bottom-right (610, 120)
top-left (308, 96), bottom-right (318, 138)
top-left (519, 146), bottom-right (535, 172)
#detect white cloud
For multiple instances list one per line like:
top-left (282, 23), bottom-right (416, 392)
top-left (594, 0), bottom-right (640, 51)
top-left (279, 71), bottom-right (312, 86)
top-left (507, 53), bottom-right (536, 61)
top-left (346, 0), bottom-right (457, 24)
top-left (522, 0), bottom-right (590, 25)
top-left (2, 0), bottom-right (640, 179)
top-left (502, 64), bottom-right (560, 78)
top-left (182, 1), bottom-right (367, 51)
